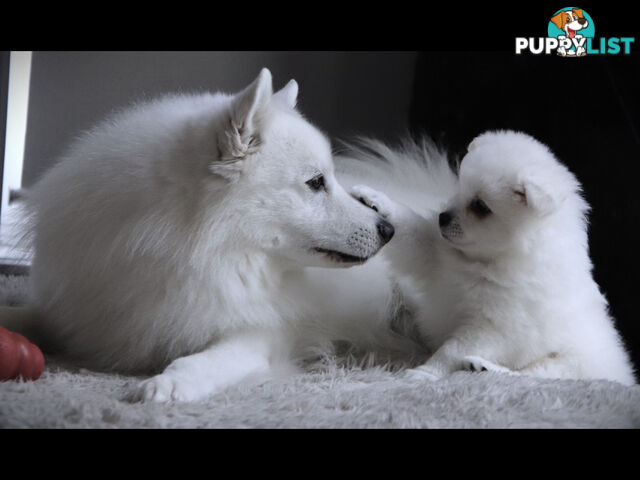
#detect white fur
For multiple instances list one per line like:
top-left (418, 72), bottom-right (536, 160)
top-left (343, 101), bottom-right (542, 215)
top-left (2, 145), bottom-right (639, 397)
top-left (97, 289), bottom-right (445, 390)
top-left (17, 68), bottom-right (406, 402)
top-left (7, 70), bottom-right (629, 403)
top-left (353, 130), bottom-right (636, 386)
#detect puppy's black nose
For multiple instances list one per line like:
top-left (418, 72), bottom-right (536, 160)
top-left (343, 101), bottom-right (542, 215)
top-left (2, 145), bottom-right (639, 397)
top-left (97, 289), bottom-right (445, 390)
top-left (377, 220), bottom-right (395, 244)
top-left (439, 211), bottom-right (453, 228)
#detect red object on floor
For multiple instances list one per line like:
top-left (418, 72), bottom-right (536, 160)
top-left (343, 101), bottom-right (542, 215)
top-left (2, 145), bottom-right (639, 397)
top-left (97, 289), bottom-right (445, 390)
top-left (0, 326), bottom-right (45, 381)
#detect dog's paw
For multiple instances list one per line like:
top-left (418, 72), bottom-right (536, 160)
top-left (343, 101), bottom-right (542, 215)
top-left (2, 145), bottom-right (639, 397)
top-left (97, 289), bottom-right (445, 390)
top-left (402, 366), bottom-right (442, 382)
top-left (351, 185), bottom-right (395, 219)
top-left (132, 372), bottom-right (209, 403)
top-left (462, 355), bottom-right (513, 374)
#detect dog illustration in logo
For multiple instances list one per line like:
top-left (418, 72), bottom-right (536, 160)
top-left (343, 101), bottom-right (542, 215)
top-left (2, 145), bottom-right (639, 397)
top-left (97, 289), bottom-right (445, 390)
top-left (551, 8), bottom-right (589, 56)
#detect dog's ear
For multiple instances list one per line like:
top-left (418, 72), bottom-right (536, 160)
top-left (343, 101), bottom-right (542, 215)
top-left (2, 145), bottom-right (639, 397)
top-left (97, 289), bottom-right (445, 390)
top-left (572, 8), bottom-right (584, 19)
top-left (273, 79), bottom-right (298, 109)
top-left (550, 11), bottom-right (566, 30)
top-left (212, 68), bottom-right (273, 181)
top-left (514, 178), bottom-right (562, 216)
top-left (467, 131), bottom-right (493, 153)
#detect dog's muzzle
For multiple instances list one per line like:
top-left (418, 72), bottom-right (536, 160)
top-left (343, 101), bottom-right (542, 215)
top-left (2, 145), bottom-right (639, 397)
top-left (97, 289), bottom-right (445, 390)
top-left (439, 210), bottom-right (463, 241)
top-left (345, 222), bottom-right (393, 260)
top-left (376, 220), bottom-right (395, 244)
top-left (439, 211), bottom-right (453, 228)
top-left (314, 221), bottom-right (394, 265)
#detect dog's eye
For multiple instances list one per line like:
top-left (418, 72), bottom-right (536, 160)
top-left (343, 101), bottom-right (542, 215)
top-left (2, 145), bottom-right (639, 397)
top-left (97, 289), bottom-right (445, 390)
top-left (469, 198), bottom-right (492, 218)
top-left (306, 174), bottom-right (326, 192)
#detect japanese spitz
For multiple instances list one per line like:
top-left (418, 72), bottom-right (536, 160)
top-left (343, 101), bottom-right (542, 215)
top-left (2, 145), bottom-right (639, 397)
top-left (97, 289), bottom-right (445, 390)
top-left (1, 68), bottom-right (401, 402)
top-left (353, 130), bottom-right (635, 385)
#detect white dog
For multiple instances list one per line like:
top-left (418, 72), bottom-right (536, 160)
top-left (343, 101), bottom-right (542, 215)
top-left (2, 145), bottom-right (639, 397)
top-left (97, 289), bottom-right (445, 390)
top-left (352, 130), bottom-right (636, 385)
top-left (0, 68), bottom-right (408, 402)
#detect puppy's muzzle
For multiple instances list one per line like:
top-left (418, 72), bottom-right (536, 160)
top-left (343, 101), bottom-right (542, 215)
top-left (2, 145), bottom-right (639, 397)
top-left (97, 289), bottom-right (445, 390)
top-left (439, 211), bottom-right (453, 228)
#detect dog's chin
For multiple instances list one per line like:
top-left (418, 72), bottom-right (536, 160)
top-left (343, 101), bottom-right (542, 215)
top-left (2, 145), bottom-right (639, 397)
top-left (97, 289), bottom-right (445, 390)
top-left (312, 247), bottom-right (370, 266)
top-left (441, 231), bottom-right (467, 247)
top-left (441, 232), bottom-right (476, 257)
top-left (442, 234), bottom-right (509, 263)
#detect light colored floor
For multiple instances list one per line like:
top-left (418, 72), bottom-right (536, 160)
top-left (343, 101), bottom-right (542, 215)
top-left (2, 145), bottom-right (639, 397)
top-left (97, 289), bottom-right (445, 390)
top-left (0, 201), bottom-right (32, 266)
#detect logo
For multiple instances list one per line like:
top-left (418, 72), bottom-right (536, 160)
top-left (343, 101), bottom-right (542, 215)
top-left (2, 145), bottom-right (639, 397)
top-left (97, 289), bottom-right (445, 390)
top-left (516, 8), bottom-right (635, 57)
top-left (548, 7), bottom-right (594, 56)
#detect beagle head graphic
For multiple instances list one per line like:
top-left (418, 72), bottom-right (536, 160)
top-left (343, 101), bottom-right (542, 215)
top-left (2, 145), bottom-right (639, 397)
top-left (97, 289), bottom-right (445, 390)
top-left (550, 8), bottom-right (589, 38)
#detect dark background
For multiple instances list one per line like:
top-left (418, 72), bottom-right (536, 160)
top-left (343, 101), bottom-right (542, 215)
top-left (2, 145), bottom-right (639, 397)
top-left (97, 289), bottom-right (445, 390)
top-left (409, 52), bottom-right (640, 371)
top-left (18, 52), bottom-right (418, 187)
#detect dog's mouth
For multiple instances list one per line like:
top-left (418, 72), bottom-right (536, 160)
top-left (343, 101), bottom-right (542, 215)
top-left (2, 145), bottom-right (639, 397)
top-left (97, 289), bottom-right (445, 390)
top-left (566, 27), bottom-right (576, 38)
top-left (440, 223), bottom-right (465, 244)
top-left (313, 247), bottom-right (368, 264)
top-left (441, 231), bottom-right (473, 249)
top-left (441, 232), bottom-right (462, 247)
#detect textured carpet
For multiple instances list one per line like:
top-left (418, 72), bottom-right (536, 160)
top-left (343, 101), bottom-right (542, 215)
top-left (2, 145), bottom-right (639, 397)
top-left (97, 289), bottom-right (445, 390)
top-left (2, 274), bottom-right (639, 429)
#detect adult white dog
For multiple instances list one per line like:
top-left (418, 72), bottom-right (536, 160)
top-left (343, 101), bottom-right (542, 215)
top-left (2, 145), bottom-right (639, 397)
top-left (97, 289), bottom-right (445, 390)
top-left (352, 131), bottom-right (636, 385)
top-left (0, 69), bottom-right (413, 402)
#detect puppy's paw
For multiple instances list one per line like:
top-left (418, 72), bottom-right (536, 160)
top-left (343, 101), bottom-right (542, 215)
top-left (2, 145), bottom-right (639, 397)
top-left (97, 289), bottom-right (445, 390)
top-left (132, 372), bottom-right (211, 403)
top-left (351, 185), bottom-right (395, 219)
top-left (462, 355), bottom-right (513, 374)
top-left (402, 366), bottom-right (442, 382)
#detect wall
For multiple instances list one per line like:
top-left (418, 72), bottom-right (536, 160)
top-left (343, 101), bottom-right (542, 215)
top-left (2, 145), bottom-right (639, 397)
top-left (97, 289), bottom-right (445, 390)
top-left (22, 51), bottom-right (417, 186)
top-left (0, 51), bottom-right (9, 214)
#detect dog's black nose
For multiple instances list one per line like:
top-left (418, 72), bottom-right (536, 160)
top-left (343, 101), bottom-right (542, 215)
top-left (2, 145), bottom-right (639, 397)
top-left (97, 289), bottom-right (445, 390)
top-left (377, 220), bottom-right (395, 244)
top-left (439, 211), bottom-right (453, 228)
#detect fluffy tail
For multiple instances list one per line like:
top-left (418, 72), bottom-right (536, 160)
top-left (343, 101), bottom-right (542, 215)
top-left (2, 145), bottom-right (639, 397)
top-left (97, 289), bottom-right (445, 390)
top-left (334, 135), bottom-right (459, 217)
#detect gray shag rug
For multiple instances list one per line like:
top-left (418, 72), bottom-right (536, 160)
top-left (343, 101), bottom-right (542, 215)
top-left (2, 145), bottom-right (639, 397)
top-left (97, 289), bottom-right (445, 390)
top-left (1, 274), bottom-right (639, 429)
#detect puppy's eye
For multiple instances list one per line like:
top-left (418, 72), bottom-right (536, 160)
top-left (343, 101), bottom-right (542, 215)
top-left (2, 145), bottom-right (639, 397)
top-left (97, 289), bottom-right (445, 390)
top-left (469, 198), bottom-right (492, 218)
top-left (306, 174), bottom-right (326, 192)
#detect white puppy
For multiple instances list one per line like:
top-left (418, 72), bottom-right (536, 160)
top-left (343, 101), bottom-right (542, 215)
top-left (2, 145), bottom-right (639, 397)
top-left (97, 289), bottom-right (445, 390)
top-left (353, 130), bottom-right (636, 385)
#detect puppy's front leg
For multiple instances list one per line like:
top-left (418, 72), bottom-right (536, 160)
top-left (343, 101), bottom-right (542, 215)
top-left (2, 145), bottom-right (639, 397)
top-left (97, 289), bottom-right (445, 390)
top-left (404, 324), bottom-right (516, 381)
top-left (351, 184), bottom-right (421, 232)
top-left (403, 336), bottom-right (468, 381)
top-left (132, 330), bottom-right (283, 403)
top-left (351, 185), bottom-right (440, 274)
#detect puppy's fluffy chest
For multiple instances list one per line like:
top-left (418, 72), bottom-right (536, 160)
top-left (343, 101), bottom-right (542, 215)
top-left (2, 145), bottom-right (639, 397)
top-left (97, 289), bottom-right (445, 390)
top-left (452, 256), bottom-right (559, 338)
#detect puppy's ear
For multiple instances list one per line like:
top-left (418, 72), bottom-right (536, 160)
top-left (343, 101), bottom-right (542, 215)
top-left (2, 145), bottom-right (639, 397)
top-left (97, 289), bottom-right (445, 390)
top-left (514, 178), bottom-right (562, 216)
top-left (550, 11), bottom-right (566, 30)
top-left (467, 134), bottom-right (487, 153)
top-left (273, 79), bottom-right (298, 109)
top-left (212, 68), bottom-right (273, 181)
top-left (572, 8), bottom-right (583, 19)
top-left (467, 130), bottom-right (505, 153)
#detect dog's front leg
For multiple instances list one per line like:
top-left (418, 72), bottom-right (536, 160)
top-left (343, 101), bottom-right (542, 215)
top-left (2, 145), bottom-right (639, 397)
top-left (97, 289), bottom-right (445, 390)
top-left (132, 329), bottom-right (283, 403)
